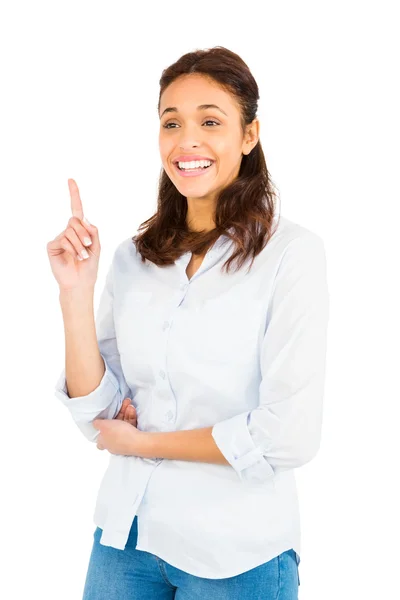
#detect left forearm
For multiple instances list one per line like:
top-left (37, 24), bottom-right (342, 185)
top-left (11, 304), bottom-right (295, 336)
top-left (139, 426), bottom-right (230, 465)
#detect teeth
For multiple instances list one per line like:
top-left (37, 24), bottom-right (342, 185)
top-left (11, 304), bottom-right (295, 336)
top-left (178, 159), bottom-right (213, 170)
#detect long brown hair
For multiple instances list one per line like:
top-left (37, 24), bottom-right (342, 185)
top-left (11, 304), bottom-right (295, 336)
top-left (133, 46), bottom-right (280, 275)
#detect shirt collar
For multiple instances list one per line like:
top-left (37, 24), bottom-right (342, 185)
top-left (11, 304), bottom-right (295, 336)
top-left (175, 227), bottom-right (234, 263)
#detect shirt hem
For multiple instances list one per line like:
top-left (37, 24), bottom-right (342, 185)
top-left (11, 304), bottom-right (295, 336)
top-left (133, 538), bottom-right (301, 579)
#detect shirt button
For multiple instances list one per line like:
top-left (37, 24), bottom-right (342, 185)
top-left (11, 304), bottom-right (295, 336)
top-left (159, 370), bottom-right (166, 379)
top-left (179, 283), bottom-right (187, 290)
top-left (166, 410), bottom-right (173, 421)
top-left (162, 321), bottom-right (169, 331)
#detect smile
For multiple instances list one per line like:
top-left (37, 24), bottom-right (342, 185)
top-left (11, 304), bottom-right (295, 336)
top-left (173, 161), bottom-right (215, 178)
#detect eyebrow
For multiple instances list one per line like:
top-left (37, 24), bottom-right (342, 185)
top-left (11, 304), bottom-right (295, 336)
top-left (159, 104), bottom-right (228, 119)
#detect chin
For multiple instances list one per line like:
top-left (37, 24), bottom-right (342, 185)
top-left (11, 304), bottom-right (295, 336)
top-left (179, 185), bottom-right (214, 198)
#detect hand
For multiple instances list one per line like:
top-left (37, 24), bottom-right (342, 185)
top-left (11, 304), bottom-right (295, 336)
top-left (93, 417), bottom-right (147, 456)
top-left (94, 397), bottom-right (142, 455)
top-left (46, 178), bottom-right (100, 291)
top-left (115, 398), bottom-right (137, 427)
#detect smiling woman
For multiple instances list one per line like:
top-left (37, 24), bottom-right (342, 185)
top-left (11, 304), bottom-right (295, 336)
top-left (133, 46), bottom-right (280, 272)
top-left (159, 78), bottom-right (255, 203)
top-left (54, 45), bottom-right (328, 600)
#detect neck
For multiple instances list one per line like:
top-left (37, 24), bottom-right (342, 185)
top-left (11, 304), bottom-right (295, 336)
top-left (186, 197), bottom-right (216, 233)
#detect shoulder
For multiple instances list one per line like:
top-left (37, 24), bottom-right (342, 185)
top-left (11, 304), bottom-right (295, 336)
top-left (112, 236), bottom-right (140, 264)
top-left (259, 215), bottom-right (327, 282)
top-left (270, 216), bottom-right (328, 293)
top-left (272, 214), bottom-right (325, 249)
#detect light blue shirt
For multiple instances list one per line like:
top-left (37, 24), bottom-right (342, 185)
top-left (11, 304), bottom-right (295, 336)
top-left (55, 214), bottom-right (330, 578)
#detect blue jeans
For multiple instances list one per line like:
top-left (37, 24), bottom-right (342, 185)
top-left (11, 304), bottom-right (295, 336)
top-left (82, 516), bottom-right (300, 599)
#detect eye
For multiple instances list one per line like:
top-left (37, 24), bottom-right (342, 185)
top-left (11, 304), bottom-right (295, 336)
top-left (162, 119), bottom-right (221, 129)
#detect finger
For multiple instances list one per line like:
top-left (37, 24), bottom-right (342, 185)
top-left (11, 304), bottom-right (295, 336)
top-left (68, 216), bottom-right (94, 248)
top-left (60, 237), bottom-right (84, 261)
top-left (129, 407), bottom-right (137, 425)
top-left (123, 405), bottom-right (130, 420)
top-left (47, 236), bottom-right (83, 261)
top-left (117, 399), bottom-right (130, 420)
top-left (125, 406), bottom-right (132, 422)
top-left (64, 226), bottom-right (92, 261)
top-left (68, 178), bottom-right (84, 221)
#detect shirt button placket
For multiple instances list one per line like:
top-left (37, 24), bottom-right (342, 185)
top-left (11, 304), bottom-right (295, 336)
top-left (158, 309), bottom-right (175, 427)
top-left (158, 277), bottom-right (189, 429)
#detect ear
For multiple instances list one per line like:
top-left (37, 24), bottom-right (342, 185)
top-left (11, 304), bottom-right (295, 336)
top-left (242, 118), bottom-right (260, 156)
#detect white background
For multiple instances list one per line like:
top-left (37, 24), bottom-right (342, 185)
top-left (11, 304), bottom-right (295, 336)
top-left (1, 1), bottom-right (399, 598)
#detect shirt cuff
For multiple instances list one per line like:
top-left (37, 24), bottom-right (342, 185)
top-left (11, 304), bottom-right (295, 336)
top-left (211, 412), bottom-right (275, 484)
top-left (55, 354), bottom-right (121, 424)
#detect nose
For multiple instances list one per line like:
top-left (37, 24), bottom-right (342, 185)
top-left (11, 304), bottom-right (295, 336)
top-left (179, 141), bottom-right (199, 151)
top-left (177, 123), bottom-right (203, 151)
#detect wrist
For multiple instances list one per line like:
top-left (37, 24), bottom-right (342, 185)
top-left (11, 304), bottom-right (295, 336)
top-left (136, 431), bottom-right (156, 459)
top-left (59, 287), bottom-right (95, 317)
top-left (59, 286), bottom-right (95, 301)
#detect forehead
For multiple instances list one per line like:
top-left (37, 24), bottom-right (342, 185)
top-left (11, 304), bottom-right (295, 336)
top-left (159, 74), bottom-right (238, 114)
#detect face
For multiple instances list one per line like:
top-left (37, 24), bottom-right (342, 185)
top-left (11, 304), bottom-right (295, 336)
top-left (158, 74), bottom-right (259, 211)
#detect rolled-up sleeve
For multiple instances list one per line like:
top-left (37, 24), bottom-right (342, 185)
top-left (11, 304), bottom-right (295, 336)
top-left (212, 233), bottom-right (330, 483)
top-left (55, 249), bottom-right (131, 443)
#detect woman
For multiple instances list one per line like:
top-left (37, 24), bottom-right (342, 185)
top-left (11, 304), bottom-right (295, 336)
top-left (48, 46), bottom-right (329, 599)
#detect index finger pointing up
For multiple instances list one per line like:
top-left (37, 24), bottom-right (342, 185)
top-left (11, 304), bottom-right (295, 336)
top-left (68, 178), bottom-right (84, 220)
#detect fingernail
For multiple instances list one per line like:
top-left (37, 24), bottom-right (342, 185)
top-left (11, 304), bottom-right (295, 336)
top-left (83, 216), bottom-right (91, 225)
top-left (83, 237), bottom-right (92, 246)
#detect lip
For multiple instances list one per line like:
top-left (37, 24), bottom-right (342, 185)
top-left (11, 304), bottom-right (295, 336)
top-left (173, 161), bottom-right (215, 178)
